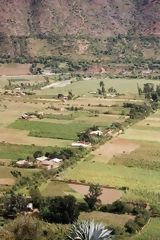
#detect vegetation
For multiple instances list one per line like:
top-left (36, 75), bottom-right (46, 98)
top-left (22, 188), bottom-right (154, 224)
top-left (84, 184), bottom-right (102, 210)
top-left (67, 221), bottom-right (112, 240)
top-left (9, 120), bottom-right (92, 140)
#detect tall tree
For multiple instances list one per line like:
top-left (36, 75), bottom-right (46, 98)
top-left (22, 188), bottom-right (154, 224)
top-left (84, 184), bottom-right (102, 210)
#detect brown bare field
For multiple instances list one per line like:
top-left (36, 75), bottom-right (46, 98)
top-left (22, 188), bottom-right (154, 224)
top-left (92, 138), bottom-right (139, 163)
top-left (0, 64), bottom-right (31, 76)
top-left (0, 127), bottom-right (71, 147)
top-left (69, 183), bottom-right (123, 204)
top-left (0, 178), bottom-right (15, 185)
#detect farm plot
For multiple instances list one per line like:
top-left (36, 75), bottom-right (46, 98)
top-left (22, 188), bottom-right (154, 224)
top-left (40, 181), bottom-right (78, 197)
top-left (122, 127), bottom-right (160, 143)
top-left (80, 212), bottom-right (134, 227)
top-left (0, 127), bottom-right (71, 147)
top-left (38, 78), bottom-right (160, 96)
top-left (121, 110), bottom-right (160, 143)
top-left (0, 99), bottom-right (71, 147)
top-left (40, 181), bottom-right (122, 204)
top-left (110, 141), bottom-right (160, 171)
top-left (92, 138), bottom-right (139, 163)
top-left (63, 161), bottom-right (160, 205)
top-left (0, 64), bottom-right (31, 76)
top-left (0, 142), bottom-right (55, 160)
top-left (9, 120), bottom-right (91, 140)
top-left (68, 183), bottom-right (123, 204)
top-left (0, 166), bottom-right (39, 186)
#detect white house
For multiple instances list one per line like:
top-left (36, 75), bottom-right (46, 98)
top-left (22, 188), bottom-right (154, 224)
top-left (16, 160), bottom-right (33, 167)
top-left (89, 130), bottom-right (103, 136)
top-left (72, 142), bottom-right (91, 148)
top-left (50, 158), bottom-right (62, 163)
top-left (36, 156), bottom-right (48, 162)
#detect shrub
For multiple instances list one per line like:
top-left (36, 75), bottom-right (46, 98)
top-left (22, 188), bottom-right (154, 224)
top-left (109, 225), bottom-right (126, 236)
top-left (77, 202), bottom-right (90, 212)
top-left (125, 220), bottom-right (140, 234)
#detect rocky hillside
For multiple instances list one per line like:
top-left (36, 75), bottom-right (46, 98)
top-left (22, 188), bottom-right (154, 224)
top-left (0, 0), bottom-right (159, 57)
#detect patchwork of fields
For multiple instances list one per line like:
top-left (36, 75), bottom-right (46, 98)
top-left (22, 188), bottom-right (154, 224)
top-left (0, 76), bottom-right (160, 239)
top-left (63, 110), bottom-right (160, 207)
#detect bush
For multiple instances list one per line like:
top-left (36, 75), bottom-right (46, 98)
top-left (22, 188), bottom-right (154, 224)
top-left (109, 225), bottom-right (126, 236)
top-left (99, 204), bottom-right (112, 212)
top-left (77, 202), bottom-right (90, 212)
top-left (125, 220), bottom-right (140, 234)
top-left (99, 201), bottom-right (133, 214)
top-left (40, 195), bottom-right (80, 224)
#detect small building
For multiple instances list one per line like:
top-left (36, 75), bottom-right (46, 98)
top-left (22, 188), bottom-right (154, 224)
top-left (38, 160), bottom-right (54, 170)
top-left (26, 203), bottom-right (33, 211)
top-left (50, 158), bottom-right (62, 163)
top-left (16, 160), bottom-right (33, 168)
top-left (71, 142), bottom-right (91, 148)
top-left (89, 130), bottom-right (103, 136)
top-left (36, 156), bottom-right (48, 162)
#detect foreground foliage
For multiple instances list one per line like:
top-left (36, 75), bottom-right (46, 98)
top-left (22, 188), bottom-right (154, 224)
top-left (67, 221), bottom-right (112, 240)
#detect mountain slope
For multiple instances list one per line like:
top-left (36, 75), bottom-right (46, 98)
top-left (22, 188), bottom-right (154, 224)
top-left (0, 0), bottom-right (135, 37)
top-left (0, 0), bottom-right (159, 57)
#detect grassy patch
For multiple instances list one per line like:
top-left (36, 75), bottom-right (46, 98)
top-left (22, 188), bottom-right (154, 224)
top-left (0, 166), bottom-right (39, 179)
top-left (80, 211), bottom-right (133, 227)
top-left (63, 161), bottom-right (160, 205)
top-left (131, 218), bottom-right (160, 240)
top-left (0, 142), bottom-right (54, 160)
top-left (40, 181), bottom-right (77, 197)
top-left (110, 141), bottom-right (160, 170)
top-left (39, 78), bottom-right (160, 96)
top-left (9, 120), bottom-right (92, 140)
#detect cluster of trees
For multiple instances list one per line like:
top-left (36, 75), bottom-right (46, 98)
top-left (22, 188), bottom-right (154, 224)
top-left (97, 81), bottom-right (117, 97)
top-left (123, 102), bottom-right (153, 120)
top-left (100, 200), bottom-right (150, 234)
top-left (137, 83), bottom-right (160, 102)
top-left (2, 184), bottom-right (102, 224)
top-left (77, 126), bottom-right (103, 144)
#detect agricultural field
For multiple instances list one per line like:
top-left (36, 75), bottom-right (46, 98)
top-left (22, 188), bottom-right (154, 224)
top-left (37, 78), bottom-right (159, 96)
top-left (0, 74), bottom-right (160, 239)
top-left (62, 108), bottom-right (160, 207)
top-left (80, 211), bottom-right (134, 227)
top-left (40, 180), bottom-right (122, 204)
top-left (0, 63), bottom-right (31, 76)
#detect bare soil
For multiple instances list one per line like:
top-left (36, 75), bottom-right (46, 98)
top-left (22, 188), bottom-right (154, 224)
top-left (0, 178), bottom-right (15, 185)
top-left (0, 64), bottom-right (31, 76)
top-left (69, 183), bottom-right (123, 204)
top-left (93, 138), bottom-right (139, 162)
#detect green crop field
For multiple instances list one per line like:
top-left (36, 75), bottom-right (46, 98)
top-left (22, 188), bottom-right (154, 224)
top-left (0, 142), bottom-right (54, 160)
top-left (40, 181), bottom-right (78, 197)
top-left (38, 78), bottom-right (159, 96)
top-left (63, 161), bottom-right (160, 205)
top-left (0, 166), bottom-right (39, 179)
top-left (9, 119), bottom-right (93, 140)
